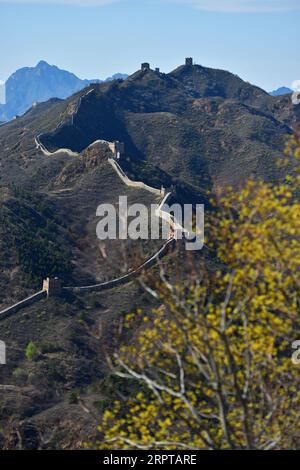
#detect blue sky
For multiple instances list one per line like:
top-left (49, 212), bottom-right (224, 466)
top-left (0, 0), bottom-right (299, 91)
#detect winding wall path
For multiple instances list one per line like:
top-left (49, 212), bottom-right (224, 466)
top-left (63, 238), bottom-right (175, 294)
top-left (108, 158), bottom-right (164, 197)
top-left (0, 291), bottom-right (47, 321)
top-left (0, 136), bottom-right (178, 319)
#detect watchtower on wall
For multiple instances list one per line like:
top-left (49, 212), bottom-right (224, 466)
top-left (108, 141), bottom-right (124, 160)
top-left (43, 278), bottom-right (62, 297)
top-left (185, 57), bottom-right (193, 66)
top-left (141, 62), bottom-right (150, 71)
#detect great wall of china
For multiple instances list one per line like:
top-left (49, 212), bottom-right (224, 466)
top-left (0, 110), bottom-right (183, 321)
top-left (0, 291), bottom-right (47, 321)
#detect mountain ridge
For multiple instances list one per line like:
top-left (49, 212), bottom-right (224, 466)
top-left (34, 61), bottom-right (298, 191)
top-left (0, 61), bottom-right (128, 122)
top-left (0, 59), bottom-right (299, 449)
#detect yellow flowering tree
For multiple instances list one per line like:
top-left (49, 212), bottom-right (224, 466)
top-left (96, 134), bottom-right (300, 450)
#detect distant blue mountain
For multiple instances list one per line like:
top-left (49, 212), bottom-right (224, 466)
top-left (0, 61), bottom-right (128, 121)
top-left (269, 86), bottom-right (293, 96)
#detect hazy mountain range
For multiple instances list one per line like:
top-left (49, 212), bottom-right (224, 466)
top-left (0, 61), bottom-right (128, 121)
top-left (269, 86), bottom-right (293, 96)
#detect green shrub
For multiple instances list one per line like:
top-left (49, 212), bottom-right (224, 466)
top-left (68, 391), bottom-right (79, 405)
top-left (12, 367), bottom-right (28, 383)
top-left (25, 341), bottom-right (39, 361)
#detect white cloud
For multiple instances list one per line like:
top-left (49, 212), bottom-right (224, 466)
top-left (0, 0), bottom-right (299, 11)
top-left (170, 0), bottom-right (300, 12)
top-left (292, 80), bottom-right (300, 92)
top-left (0, 0), bottom-right (119, 5)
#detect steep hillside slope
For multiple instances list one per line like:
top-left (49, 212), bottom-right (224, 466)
top-left (0, 60), bottom-right (299, 449)
top-left (35, 62), bottom-right (299, 190)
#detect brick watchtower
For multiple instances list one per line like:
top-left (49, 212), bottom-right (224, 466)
top-left (43, 278), bottom-right (62, 297)
top-left (141, 63), bottom-right (150, 71)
